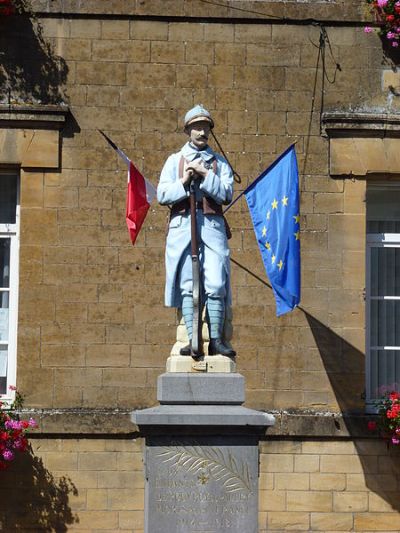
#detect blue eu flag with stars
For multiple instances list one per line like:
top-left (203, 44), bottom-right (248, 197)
top-left (245, 144), bottom-right (300, 316)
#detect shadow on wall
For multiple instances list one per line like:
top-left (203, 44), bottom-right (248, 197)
top-left (0, 446), bottom-right (78, 531)
top-left (0, 1), bottom-right (68, 104)
top-left (305, 312), bottom-right (365, 413)
top-left (306, 312), bottom-right (400, 513)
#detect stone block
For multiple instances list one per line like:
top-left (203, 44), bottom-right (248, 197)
top-left (234, 24), bottom-right (272, 44)
top-left (185, 41), bottom-right (215, 64)
top-left (330, 137), bottom-right (400, 176)
top-left (204, 23), bottom-right (234, 43)
top-left (70, 19), bottom-right (101, 39)
top-left (76, 61), bottom-right (127, 85)
top-left (247, 45), bottom-right (300, 67)
top-left (166, 354), bottom-right (236, 373)
top-left (333, 491), bottom-right (368, 512)
top-left (150, 41), bottom-right (185, 63)
top-left (215, 43), bottom-right (245, 65)
top-left (311, 512), bottom-right (354, 531)
top-left (130, 20), bottom-right (168, 41)
top-left (157, 373), bottom-right (245, 404)
top-left (0, 129), bottom-right (60, 168)
top-left (86, 344), bottom-right (130, 367)
top-left (268, 511), bottom-right (309, 531)
top-left (287, 490), bottom-right (332, 512)
top-left (310, 473), bottom-right (346, 491)
top-left (275, 472), bottom-right (309, 491)
top-left (101, 19), bottom-right (130, 39)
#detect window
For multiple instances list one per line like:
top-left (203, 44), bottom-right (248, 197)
top-left (366, 183), bottom-right (400, 410)
top-left (0, 172), bottom-right (19, 398)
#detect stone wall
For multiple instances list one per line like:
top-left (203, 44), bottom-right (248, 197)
top-left (10, 15), bottom-right (388, 414)
top-left (2, 3), bottom-right (400, 531)
top-left (2, 436), bottom-right (400, 532)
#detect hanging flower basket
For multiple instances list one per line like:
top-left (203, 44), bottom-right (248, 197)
top-left (0, 386), bottom-right (37, 470)
top-left (0, 0), bottom-right (15, 16)
top-left (365, 0), bottom-right (400, 48)
top-left (368, 391), bottom-right (400, 446)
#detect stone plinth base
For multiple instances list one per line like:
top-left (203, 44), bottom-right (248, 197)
top-left (132, 372), bottom-right (275, 533)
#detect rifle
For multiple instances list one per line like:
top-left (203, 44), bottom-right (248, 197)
top-left (189, 178), bottom-right (203, 358)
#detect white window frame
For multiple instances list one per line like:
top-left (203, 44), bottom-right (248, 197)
top-left (0, 171), bottom-right (20, 404)
top-left (366, 233), bottom-right (400, 412)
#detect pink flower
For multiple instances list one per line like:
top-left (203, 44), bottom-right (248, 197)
top-left (387, 32), bottom-right (396, 39)
top-left (364, 26), bottom-right (374, 33)
top-left (392, 437), bottom-right (400, 445)
top-left (378, 0), bottom-right (389, 6)
top-left (395, 1), bottom-right (400, 6)
top-left (3, 449), bottom-right (14, 461)
top-left (28, 418), bottom-right (37, 428)
top-left (4, 420), bottom-right (23, 430)
top-left (392, 41), bottom-right (399, 47)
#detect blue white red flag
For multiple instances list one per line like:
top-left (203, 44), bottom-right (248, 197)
top-left (99, 130), bottom-right (156, 245)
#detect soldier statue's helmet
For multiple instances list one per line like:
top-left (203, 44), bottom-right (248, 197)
top-left (184, 104), bottom-right (214, 131)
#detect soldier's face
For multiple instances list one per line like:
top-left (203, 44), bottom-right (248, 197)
top-left (187, 121), bottom-right (211, 149)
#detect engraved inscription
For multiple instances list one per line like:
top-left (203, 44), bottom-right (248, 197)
top-left (156, 442), bottom-right (252, 494)
top-left (146, 439), bottom-right (258, 533)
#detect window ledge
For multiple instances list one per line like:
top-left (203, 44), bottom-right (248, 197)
top-left (0, 104), bottom-right (69, 129)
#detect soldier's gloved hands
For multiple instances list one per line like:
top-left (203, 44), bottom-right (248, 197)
top-left (181, 163), bottom-right (194, 186)
top-left (186, 159), bottom-right (209, 179)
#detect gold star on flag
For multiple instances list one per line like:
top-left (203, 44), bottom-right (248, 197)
top-left (282, 196), bottom-right (288, 206)
top-left (293, 214), bottom-right (300, 224)
top-left (271, 254), bottom-right (276, 264)
top-left (266, 210), bottom-right (271, 220)
top-left (265, 241), bottom-right (271, 250)
top-left (294, 230), bottom-right (300, 240)
top-left (262, 226), bottom-right (267, 237)
top-left (277, 259), bottom-right (283, 271)
top-left (271, 199), bottom-right (278, 210)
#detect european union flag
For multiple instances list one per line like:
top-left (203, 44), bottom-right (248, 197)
top-left (245, 144), bottom-right (300, 316)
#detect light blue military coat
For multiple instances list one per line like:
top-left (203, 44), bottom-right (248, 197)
top-left (157, 142), bottom-right (234, 308)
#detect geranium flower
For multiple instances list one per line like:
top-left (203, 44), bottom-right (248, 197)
top-left (3, 449), bottom-right (14, 461)
top-left (364, 26), bottom-right (374, 33)
top-left (392, 41), bottom-right (399, 47)
top-left (392, 437), bottom-right (400, 445)
top-left (377, 0), bottom-right (389, 6)
top-left (387, 32), bottom-right (396, 39)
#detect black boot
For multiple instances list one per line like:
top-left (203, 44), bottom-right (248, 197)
top-left (180, 342), bottom-right (202, 360)
top-left (208, 338), bottom-right (236, 358)
top-left (180, 342), bottom-right (191, 356)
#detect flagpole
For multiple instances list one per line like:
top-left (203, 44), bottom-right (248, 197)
top-left (223, 140), bottom-right (298, 215)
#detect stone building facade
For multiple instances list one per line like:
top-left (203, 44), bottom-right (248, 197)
top-left (1, 0), bottom-right (400, 531)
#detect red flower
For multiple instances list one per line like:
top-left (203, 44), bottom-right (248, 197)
top-left (0, 432), bottom-right (8, 441)
top-left (389, 391), bottom-right (400, 400)
top-left (387, 14), bottom-right (395, 22)
top-left (368, 420), bottom-right (377, 431)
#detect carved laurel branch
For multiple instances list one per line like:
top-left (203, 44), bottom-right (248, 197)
top-left (156, 443), bottom-right (252, 494)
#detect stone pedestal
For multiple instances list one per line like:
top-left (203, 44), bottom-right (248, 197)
top-left (133, 373), bottom-right (275, 533)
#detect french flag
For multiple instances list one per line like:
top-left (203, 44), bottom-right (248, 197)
top-left (99, 130), bottom-right (156, 245)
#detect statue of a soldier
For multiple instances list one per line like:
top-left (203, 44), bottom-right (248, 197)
top-left (158, 105), bottom-right (236, 359)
